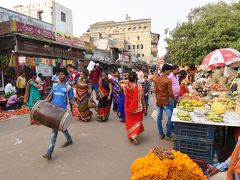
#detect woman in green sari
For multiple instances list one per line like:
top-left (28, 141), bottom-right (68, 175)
top-left (24, 71), bottom-right (41, 125)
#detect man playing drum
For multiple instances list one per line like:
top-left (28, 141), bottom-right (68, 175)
top-left (42, 69), bottom-right (75, 160)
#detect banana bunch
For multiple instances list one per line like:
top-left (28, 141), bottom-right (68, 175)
top-left (207, 111), bottom-right (223, 122)
top-left (177, 110), bottom-right (191, 121)
top-left (178, 105), bottom-right (194, 112)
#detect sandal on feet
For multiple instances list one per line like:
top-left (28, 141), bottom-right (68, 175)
top-left (165, 135), bottom-right (174, 141)
top-left (131, 135), bottom-right (139, 145)
top-left (159, 134), bottom-right (165, 140)
top-left (42, 153), bottom-right (51, 160)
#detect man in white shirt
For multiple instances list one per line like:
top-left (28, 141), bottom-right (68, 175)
top-left (4, 80), bottom-right (16, 94)
top-left (36, 73), bottom-right (44, 97)
top-left (51, 70), bottom-right (59, 87)
top-left (136, 68), bottom-right (144, 83)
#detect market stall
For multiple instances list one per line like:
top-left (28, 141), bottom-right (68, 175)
top-left (172, 91), bottom-right (240, 168)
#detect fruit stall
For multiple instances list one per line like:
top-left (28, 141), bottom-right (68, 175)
top-left (172, 92), bottom-right (240, 167)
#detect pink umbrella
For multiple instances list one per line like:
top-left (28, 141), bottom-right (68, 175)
top-left (201, 48), bottom-right (240, 68)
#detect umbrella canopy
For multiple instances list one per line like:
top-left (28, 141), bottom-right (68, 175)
top-left (201, 48), bottom-right (240, 68)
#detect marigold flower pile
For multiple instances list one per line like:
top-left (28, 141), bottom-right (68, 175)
top-left (130, 148), bottom-right (207, 180)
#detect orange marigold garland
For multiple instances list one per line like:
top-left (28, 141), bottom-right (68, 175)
top-left (130, 148), bottom-right (207, 180)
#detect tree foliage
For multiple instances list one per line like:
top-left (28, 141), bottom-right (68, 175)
top-left (165, 1), bottom-right (240, 66)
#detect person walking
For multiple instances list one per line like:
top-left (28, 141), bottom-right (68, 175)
top-left (124, 72), bottom-right (145, 144)
top-left (155, 64), bottom-right (175, 140)
top-left (16, 72), bottom-right (26, 96)
top-left (24, 71), bottom-right (41, 125)
top-left (89, 64), bottom-right (100, 100)
top-left (75, 71), bottom-right (93, 122)
top-left (42, 69), bottom-right (75, 160)
top-left (97, 72), bottom-right (113, 122)
top-left (51, 70), bottom-right (59, 87)
top-left (142, 75), bottom-right (151, 116)
top-left (112, 72), bottom-right (120, 112)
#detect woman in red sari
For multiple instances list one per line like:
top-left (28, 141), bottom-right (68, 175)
top-left (97, 72), bottom-right (113, 122)
top-left (125, 72), bottom-right (145, 144)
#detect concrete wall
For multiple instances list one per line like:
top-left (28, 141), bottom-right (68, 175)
top-left (12, 0), bottom-right (53, 24)
top-left (12, 0), bottom-right (73, 35)
top-left (0, 7), bottom-right (52, 31)
top-left (53, 1), bottom-right (73, 35)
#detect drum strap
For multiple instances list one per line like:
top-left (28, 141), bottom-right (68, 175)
top-left (66, 85), bottom-right (70, 110)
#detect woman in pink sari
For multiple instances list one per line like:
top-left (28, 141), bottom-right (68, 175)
top-left (124, 72), bottom-right (145, 144)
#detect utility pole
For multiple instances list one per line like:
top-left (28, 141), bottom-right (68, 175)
top-left (121, 49), bottom-right (124, 78)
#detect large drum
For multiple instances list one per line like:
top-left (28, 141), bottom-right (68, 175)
top-left (30, 100), bottom-right (72, 131)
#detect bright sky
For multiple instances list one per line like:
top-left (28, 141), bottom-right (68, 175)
top-left (0, 0), bottom-right (230, 56)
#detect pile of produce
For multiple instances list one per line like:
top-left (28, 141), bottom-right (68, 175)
top-left (208, 84), bottom-right (228, 91)
top-left (3, 92), bottom-right (15, 98)
top-left (211, 102), bottom-right (226, 114)
top-left (228, 91), bottom-right (239, 101)
top-left (235, 94), bottom-right (240, 102)
top-left (207, 111), bottom-right (223, 122)
top-left (0, 107), bottom-right (30, 121)
top-left (208, 97), bottom-right (235, 109)
top-left (130, 148), bottom-right (207, 180)
top-left (177, 110), bottom-right (191, 121)
top-left (181, 93), bottom-right (206, 102)
top-left (177, 99), bottom-right (204, 112)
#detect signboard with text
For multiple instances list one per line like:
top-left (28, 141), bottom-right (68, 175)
top-left (55, 32), bottom-right (85, 48)
top-left (11, 21), bottom-right (55, 40)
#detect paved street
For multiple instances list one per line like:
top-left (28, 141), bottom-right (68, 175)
top-left (0, 96), bottom-right (173, 180)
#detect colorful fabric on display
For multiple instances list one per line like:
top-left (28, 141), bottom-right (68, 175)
top-left (46, 59), bottom-right (50, 65)
top-left (52, 59), bottom-right (56, 66)
top-left (8, 54), bottom-right (15, 67)
top-left (35, 57), bottom-right (41, 65)
top-left (63, 60), bottom-right (66, 66)
top-left (49, 59), bottom-right (52, 65)
top-left (41, 58), bottom-right (47, 64)
top-left (30, 58), bottom-right (35, 65)
top-left (67, 60), bottom-right (73, 65)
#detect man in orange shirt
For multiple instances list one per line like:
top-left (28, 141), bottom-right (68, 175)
top-left (155, 64), bottom-right (175, 140)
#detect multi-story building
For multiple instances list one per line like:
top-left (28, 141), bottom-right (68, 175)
top-left (88, 15), bottom-right (159, 63)
top-left (12, 0), bottom-right (73, 35)
top-left (0, 7), bottom-right (52, 31)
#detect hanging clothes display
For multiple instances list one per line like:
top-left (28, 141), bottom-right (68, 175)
top-left (35, 57), bottom-right (41, 65)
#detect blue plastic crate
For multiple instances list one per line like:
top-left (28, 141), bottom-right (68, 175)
top-left (174, 122), bottom-right (216, 141)
top-left (174, 138), bottom-right (214, 164)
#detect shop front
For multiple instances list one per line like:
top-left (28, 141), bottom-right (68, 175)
top-left (0, 33), bottom-right (85, 93)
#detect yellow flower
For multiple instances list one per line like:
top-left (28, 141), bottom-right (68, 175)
top-left (131, 149), bottom-right (207, 180)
